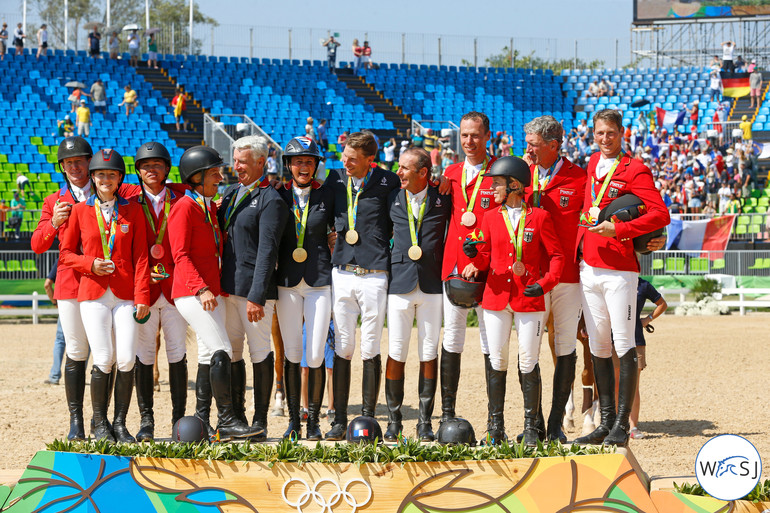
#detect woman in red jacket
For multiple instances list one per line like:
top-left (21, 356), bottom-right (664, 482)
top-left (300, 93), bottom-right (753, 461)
top-left (462, 156), bottom-right (564, 446)
top-left (59, 149), bottom-right (150, 443)
top-left (168, 145), bottom-right (260, 442)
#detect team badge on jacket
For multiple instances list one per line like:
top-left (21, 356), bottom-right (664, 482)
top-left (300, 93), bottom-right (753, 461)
top-left (480, 198), bottom-right (490, 208)
top-left (523, 231), bottom-right (533, 243)
top-left (121, 224), bottom-right (129, 233)
top-left (560, 196), bottom-right (569, 207)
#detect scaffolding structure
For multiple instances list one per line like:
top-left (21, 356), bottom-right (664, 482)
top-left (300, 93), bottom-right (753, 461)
top-left (631, 17), bottom-right (770, 68)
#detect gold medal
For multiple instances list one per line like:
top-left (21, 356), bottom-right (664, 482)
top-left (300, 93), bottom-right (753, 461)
top-left (588, 206), bottom-right (601, 222)
top-left (345, 229), bottom-right (359, 245)
top-left (150, 244), bottom-right (165, 259)
top-left (461, 211), bottom-right (476, 227)
top-left (513, 261), bottom-right (526, 276)
top-left (408, 245), bottom-right (423, 261)
top-left (292, 247), bottom-right (308, 263)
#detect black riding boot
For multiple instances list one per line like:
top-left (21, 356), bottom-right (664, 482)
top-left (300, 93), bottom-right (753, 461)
top-left (416, 370), bottom-right (437, 442)
top-left (361, 354), bottom-right (381, 417)
top-left (250, 352), bottom-right (274, 441)
top-left (383, 377), bottom-right (404, 442)
top-left (91, 365), bottom-right (116, 436)
top-left (169, 357), bottom-right (188, 428)
top-left (520, 365), bottom-right (542, 447)
top-left (574, 356), bottom-right (616, 445)
top-left (305, 365), bottom-right (326, 441)
top-left (134, 359), bottom-right (155, 442)
top-left (484, 367), bottom-right (507, 445)
top-left (64, 357), bottom-right (86, 441)
top-left (231, 359), bottom-right (248, 425)
top-left (516, 364), bottom-right (546, 443)
top-left (283, 360), bottom-right (302, 440)
top-left (604, 349), bottom-right (638, 447)
top-left (194, 363), bottom-right (215, 438)
top-left (91, 366), bottom-right (115, 442)
top-left (210, 351), bottom-right (261, 441)
top-left (440, 350), bottom-right (461, 422)
top-left (325, 355), bottom-right (351, 440)
top-left (113, 369), bottom-right (137, 443)
top-left (547, 351), bottom-right (577, 443)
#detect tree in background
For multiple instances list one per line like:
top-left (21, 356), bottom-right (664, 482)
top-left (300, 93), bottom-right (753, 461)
top-left (464, 47), bottom-right (604, 73)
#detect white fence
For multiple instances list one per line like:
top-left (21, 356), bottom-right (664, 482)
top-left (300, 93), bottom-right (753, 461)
top-left (657, 287), bottom-right (770, 316)
top-left (0, 293), bottom-right (57, 324)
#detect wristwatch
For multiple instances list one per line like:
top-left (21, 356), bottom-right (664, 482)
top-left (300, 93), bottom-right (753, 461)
top-left (196, 286), bottom-right (210, 296)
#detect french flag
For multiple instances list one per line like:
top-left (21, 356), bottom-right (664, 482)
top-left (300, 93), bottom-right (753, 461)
top-left (655, 107), bottom-right (687, 131)
top-left (666, 214), bottom-right (736, 258)
top-left (354, 429), bottom-right (368, 437)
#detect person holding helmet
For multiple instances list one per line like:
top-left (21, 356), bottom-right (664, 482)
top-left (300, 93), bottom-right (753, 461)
top-left (384, 147), bottom-right (451, 442)
top-left (59, 149), bottom-right (151, 443)
top-left (129, 142), bottom-right (189, 441)
top-left (462, 156), bottom-right (564, 445)
top-left (32, 136), bottom-right (95, 441)
top-left (168, 145), bottom-right (262, 441)
top-left (216, 135), bottom-right (288, 441)
top-left (275, 136), bottom-right (335, 440)
top-left (574, 109), bottom-right (670, 447)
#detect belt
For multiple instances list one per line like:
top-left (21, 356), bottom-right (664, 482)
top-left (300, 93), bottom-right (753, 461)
top-left (336, 264), bottom-right (382, 276)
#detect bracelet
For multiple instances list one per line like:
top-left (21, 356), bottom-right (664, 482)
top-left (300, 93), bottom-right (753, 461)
top-left (196, 286), bottom-right (209, 296)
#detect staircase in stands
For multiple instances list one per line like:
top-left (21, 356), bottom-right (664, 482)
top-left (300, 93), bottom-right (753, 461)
top-left (135, 63), bottom-right (205, 150)
top-left (334, 68), bottom-right (411, 137)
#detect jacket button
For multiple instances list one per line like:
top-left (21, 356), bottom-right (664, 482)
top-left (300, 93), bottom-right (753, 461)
top-left (507, 279), bottom-right (511, 282)
top-left (508, 253), bottom-right (512, 256)
top-left (459, 237), bottom-right (462, 240)
top-left (508, 266), bottom-right (512, 269)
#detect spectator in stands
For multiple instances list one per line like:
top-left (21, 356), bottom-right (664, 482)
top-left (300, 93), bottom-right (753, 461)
top-left (58, 115), bottom-right (74, 137)
top-left (13, 23), bottom-right (24, 56)
top-left (90, 78), bottom-right (106, 114)
top-left (322, 35), bottom-right (341, 72)
top-left (172, 88), bottom-right (188, 132)
top-left (499, 131), bottom-right (512, 155)
top-left (69, 87), bottom-right (86, 112)
top-left (128, 29), bottom-right (140, 67)
top-left (305, 117), bottom-right (316, 141)
top-left (725, 192), bottom-right (742, 213)
top-left (36, 24), bottom-right (47, 59)
top-left (16, 171), bottom-right (30, 197)
top-left (411, 127), bottom-right (424, 148)
top-left (362, 41), bottom-right (373, 69)
top-left (317, 119), bottom-right (328, 151)
top-left (749, 66), bottom-right (763, 109)
top-left (735, 55), bottom-right (746, 72)
top-left (423, 129), bottom-right (438, 153)
top-left (721, 40), bottom-right (736, 73)
top-left (0, 23), bottom-right (8, 61)
top-left (441, 148), bottom-right (454, 172)
top-left (705, 171), bottom-right (719, 207)
top-left (702, 201), bottom-right (716, 215)
top-left (108, 31), bottom-right (120, 59)
top-left (44, 259), bottom-right (66, 385)
top-left (429, 141), bottom-right (440, 175)
top-left (586, 80), bottom-right (599, 98)
top-left (88, 28), bottom-right (101, 58)
top-left (352, 38), bottom-right (362, 72)
top-left (0, 199), bottom-right (6, 239)
top-left (76, 99), bottom-right (91, 137)
top-left (120, 84), bottom-right (138, 117)
top-left (383, 138), bottom-right (396, 170)
top-left (10, 191), bottom-right (24, 239)
top-left (739, 114), bottom-right (752, 145)
top-left (599, 78), bottom-right (614, 97)
top-left (687, 99), bottom-right (699, 130)
top-left (709, 70), bottom-right (723, 102)
top-left (748, 58), bottom-right (757, 73)
top-left (145, 33), bottom-right (158, 69)
top-left (710, 55), bottom-right (721, 72)
top-left (741, 150), bottom-right (757, 198)
top-left (337, 130), bottom-right (348, 150)
top-left (717, 181), bottom-right (732, 212)
top-left (399, 139), bottom-right (410, 158)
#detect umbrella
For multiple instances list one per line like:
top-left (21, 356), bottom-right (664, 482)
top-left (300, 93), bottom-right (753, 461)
top-left (122, 23), bottom-right (141, 32)
top-left (83, 21), bottom-right (101, 31)
top-left (144, 27), bottom-right (160, 35)
top-left (104, 25), bottom-right (121, 35)
top-left (631, 99), bottom-right (651, 109)
top-left (65, 81), bottom-right (86, 89)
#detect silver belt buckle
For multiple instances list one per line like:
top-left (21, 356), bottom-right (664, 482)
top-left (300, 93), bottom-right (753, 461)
top-left (355, 266), bottom-right (366, 276)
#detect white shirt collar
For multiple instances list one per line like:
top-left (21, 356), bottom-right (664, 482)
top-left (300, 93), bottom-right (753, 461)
top-left (409, 185), bottom-right (428, 202)
top-left (538, 157), bottom-right (563, 179)
top-left (70, 182), bottom-right (91, 202)
top-left (144, 187), bottom-right (166, 214)
top-left (596, 153), bottom-right (619, 179)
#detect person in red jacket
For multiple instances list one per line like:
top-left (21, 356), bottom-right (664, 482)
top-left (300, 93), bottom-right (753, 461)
top-left (574, 109), bottom-right (670, 447)
top-left (128, 142), bottom-right (189, 441)
top-left (523, 115), bottom-right (586, 443)
top-left (168, 145), bottom-right (261, 442)
top-left (59, 149), bottom-right (151, 443)
top-left (462, 156), bottom-right (564, 445)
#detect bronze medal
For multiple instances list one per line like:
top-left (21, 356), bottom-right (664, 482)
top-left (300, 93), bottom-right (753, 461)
top-left (150, 244), bottom-right (165, 259)
top-left (345, 229), bottom-right (359, 245)
top-left (408, 245), bottom-right (423, 261)
top-left (513, 261), bottom-right (526, 276)
top-left (292, 247), bottom-right (308, 263)
top-left (588, 206), bottom-right (601, 222)
top-left (461, 211), bottom-right (476, 227)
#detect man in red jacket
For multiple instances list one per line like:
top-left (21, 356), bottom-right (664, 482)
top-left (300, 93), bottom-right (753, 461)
top-left (574, 109), bottom-right (670, 447)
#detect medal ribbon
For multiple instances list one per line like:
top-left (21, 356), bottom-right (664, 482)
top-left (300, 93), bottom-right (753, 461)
top-left (140, 190), bottom-right (171, 247)
top-left (187, 190), bottom-right (221, 267)
top-left (532, 158), bottom-right (561, 208)
top-left (94, 198), bottom-right (118, 260)
top-left (501, 206), bottom-right (527, 264)
top-left (224, 177), bottom-right (263, 230)
top-left (579, 153), bottom-right (623, 226)
top-left (405, 191), bottom-right (427, 247)
top-left (461, 156), bottom-right (489, 214)
top-left (292, 189), bottom-right (311, 249)
top-left (346, 170), bottom-right (371, 232)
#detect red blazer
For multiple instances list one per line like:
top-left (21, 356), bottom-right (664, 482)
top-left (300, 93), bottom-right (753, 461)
top-left (59, 195), bottom-right (150, 304)
top-left (576, 153), bottom-right (670, 273)
top-left (129, 185), bottom-right (187, 306)
top-left (168, 193), bottom-right (224, 299)
top-left (473, 205), bottom-right (564, 312)
top-left (524, 157), bottom-right (586, 284)
top-left (442, 157), bottom-right (498, 280)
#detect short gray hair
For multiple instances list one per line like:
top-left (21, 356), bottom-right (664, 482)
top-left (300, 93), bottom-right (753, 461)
top-left (233, 135), bottom-right (268, 161)
top-left (523, 115), bottom-right (563, 145)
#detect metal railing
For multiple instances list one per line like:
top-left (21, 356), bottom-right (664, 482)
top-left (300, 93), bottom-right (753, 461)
top-left (0, 250), bottom-right (57, 280)
top-left (640, 250), bottom-right (770, 276)
top-left (203, 113), bottom-right (236, 167)
top-left (411, 119), bottom-right (462, 162)
top-left (203, 113), bottom-right (284, 177)
top-left (702, 120), bottom-right (743, 147)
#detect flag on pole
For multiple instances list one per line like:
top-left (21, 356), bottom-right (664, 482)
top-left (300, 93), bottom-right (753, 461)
top-left (655, 107), bottom-right (686, 130)
top-left (666, 214), bottom-right (736, 258)
top-left (720, 71), bottom-right (751, 98)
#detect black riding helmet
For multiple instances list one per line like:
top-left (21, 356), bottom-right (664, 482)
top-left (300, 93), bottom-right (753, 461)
top-left (486, 156), bottom-right (531, 191)
top-left (57, 136), bottom-right (93, 166)
top-left (598, 193), bottom-right (664, 254)
top-left (282, 136), bottom-right (324, 169)
top-left (90, 148), bottom-right (126, 187)
top-left (179, 145), bottom-right (223, 186)
top-left (437, 417), bottom-right (476, 446)
top-left (135, 141), bottom-right (172, 172)
top-left (346, 415), bottom-right (383, 444)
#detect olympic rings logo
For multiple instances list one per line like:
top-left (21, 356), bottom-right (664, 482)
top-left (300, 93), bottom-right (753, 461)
top-left (281, 477), bottom-right (373, 513)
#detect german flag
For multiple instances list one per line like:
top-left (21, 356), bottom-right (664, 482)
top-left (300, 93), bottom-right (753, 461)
top-left (721, 71), bottom-right (750, 98)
